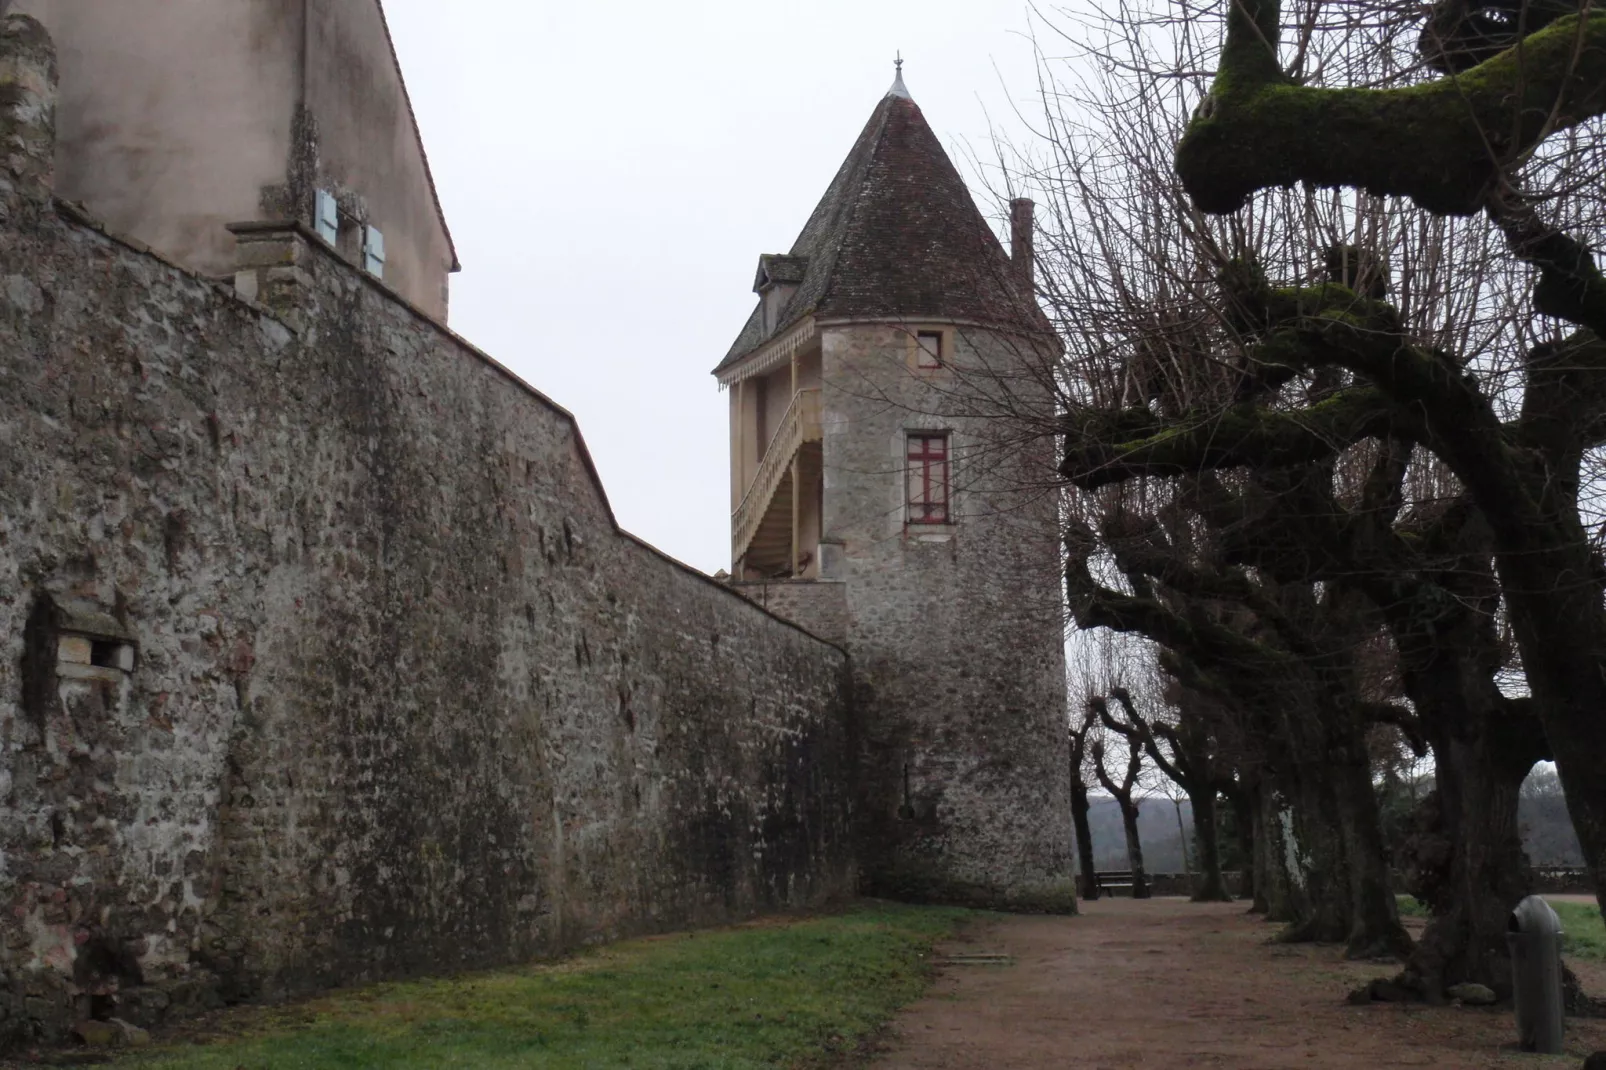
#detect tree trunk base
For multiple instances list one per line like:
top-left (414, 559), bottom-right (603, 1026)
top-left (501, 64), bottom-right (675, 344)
top-left (1345, 966), bottom-right (1602, 1013)
top-left (1344, 915), bottom-right (1413, 962)
top-left (1273, 920), bottom-right (1329, 944)
top-left (1347, 973), bottom-right (1427, 1005)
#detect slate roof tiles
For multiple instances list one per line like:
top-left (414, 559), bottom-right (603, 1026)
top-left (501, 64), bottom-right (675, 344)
top-left (716, 84), bottom-right (1046, 375)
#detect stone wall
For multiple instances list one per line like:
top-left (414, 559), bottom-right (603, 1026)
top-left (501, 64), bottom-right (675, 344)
top-left (818, 321), bottom-right (1075, 911)
top-left (728, 580), bottom-right (847, 646)
top-left (0, 20), bottom-right (854, 1043)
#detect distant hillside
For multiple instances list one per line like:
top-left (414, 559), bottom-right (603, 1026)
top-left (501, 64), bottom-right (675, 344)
top-left (1084, 796), bottom-right (1193, 873)
top-left (1520, 778), bottom-right (1585, 867)
top-left (1081, 784), bottom-right (1585, 873)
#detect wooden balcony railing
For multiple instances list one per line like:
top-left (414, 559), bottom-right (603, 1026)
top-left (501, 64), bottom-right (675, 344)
top-left (732, 388), bottom-right (822, 563)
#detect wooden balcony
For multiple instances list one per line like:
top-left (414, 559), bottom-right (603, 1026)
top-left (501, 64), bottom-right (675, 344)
top-left (732, 388), bottom-right (822, 570)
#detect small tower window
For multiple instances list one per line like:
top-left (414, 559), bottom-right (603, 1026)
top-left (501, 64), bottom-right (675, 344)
top-left (915, 330), bottom-right (944, 369)
top-left (906, 432), bottom-right (951, 525)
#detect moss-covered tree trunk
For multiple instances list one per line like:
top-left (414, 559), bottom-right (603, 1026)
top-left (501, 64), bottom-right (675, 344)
top-left (1191, 790), bottom-right (1232, 902)
top-left (1331, 747), bottom-right (1413, 959)
top-left (1379, 534), bottom-right (1547, 998)
top-left (1408, 736), bottom-right (1533, 999)
top-left (1283, 771), bottom-right (1351, 942)
top-left (1257, 781), bottom-right (1301, 924)
top-left (1236, 785), bottom-right (1266, 911)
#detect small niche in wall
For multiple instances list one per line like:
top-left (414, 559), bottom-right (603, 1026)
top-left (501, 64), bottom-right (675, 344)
top-left (56, 605), bottom-right (137, 679)
top-left (88, 637), bottom-right (136, 672)
top-left (24, 595), bottom-right (137, 703)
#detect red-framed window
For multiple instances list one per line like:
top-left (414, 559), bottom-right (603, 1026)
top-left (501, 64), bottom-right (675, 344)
top-left (915, 330), bottom-right (944, 369)
top-left (906, 433), bottom-right (951, 525)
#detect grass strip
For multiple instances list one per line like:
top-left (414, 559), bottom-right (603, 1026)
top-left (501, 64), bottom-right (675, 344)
top-left (1552, 901), bottom-right (1606, 961)
top-left (1396, 896), bottom-right (1605, 960)
top-left (118, 902), bottom-right (970, 1070)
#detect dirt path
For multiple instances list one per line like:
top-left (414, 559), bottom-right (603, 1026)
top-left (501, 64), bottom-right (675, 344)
top-left (873, 897), bottom-right (1606, 1069)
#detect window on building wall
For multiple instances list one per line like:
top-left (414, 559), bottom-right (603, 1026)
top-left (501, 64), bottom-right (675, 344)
top-left (915, 330), bottom-right (944, 369)
top-left (906, 432), bottom-right (951, 525)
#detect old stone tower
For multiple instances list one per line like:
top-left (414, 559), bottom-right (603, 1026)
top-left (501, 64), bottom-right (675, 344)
top-left (719, 68), bottom-right (1075, 910)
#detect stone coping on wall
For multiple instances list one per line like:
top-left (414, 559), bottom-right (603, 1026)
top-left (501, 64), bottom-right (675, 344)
top-left (0, 141), bottom-right (859, 1045)
top-left (726, 579), bottom-right (849, 648)
top-left (52, 200), bottom-right (832, 652)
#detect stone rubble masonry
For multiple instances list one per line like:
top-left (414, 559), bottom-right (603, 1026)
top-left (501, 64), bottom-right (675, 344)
top-left (819, 322), bottom-right (1076, 913)
top-left (0, 16), bottom-right (853, 1047)
top-left (727, 580), bottom-right (848, 647)
top-left (0, 11), bottom-right (54, 198)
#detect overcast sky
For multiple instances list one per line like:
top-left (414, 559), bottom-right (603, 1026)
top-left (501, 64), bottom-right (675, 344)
top-left (382, 0), bottom-right (1061, 575)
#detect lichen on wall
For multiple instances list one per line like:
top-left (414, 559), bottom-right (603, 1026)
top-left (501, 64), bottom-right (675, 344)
top-left (818, 322), bottom-right (1075, 913)
top-left (0, 27), bottom-right (854, 1040)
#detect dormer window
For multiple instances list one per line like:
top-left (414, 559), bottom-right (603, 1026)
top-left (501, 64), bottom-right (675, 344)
top-left (753, 254), bottom-right (808, 337)
top-left (906, 327), bottom-right (950, 372)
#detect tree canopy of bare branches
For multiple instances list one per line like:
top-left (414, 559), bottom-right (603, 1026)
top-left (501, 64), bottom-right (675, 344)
top-left (988, 0), bottom-right (1606, 1000)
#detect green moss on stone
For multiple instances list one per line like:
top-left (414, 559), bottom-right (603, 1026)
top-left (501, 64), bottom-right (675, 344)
top-left (1178, 11), bottom-right (1606, 216)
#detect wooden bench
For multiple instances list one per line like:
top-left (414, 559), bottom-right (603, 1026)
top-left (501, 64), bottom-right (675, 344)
top-left (1094, 870), bottom-right (1135, 894)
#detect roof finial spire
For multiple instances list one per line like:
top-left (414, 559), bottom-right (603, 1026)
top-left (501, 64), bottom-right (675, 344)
top-left (887, 52), bottom-right (912, 100)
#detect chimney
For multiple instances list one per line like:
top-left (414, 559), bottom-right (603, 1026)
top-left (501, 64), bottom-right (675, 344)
top-left (1010, 198), bottom-right (1035, 294)
top-left (0, 11), bottom-right (58, 200)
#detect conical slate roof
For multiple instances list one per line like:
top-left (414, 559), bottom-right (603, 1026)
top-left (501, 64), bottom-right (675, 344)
top-left (715, 80), bottom-right (1045, 374)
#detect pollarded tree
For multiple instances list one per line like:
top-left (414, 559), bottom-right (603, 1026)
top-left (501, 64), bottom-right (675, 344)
top-left (1065, 493), bottom-right (1414, 958)
top-left (1068, 708), bottom-right (1103, 900)
top-left (1171, 0), bottom-right (1606, 921)
top-left (1103, 685), bottom-right (1236, 902)
top-left (988, 0), bottom-right (1563, 989)
top-left (1087, 697), bottom-right (1153, 898)
top-left (1062, 280), bottom-right (1550, 992)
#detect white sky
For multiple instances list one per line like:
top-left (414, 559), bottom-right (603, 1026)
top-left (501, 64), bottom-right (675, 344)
top-left (382, 0), bottom-right (1058, 575)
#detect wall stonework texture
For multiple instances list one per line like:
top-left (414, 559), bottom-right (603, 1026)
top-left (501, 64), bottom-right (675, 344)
top-left (727, 580), bottom-right (848, 646)
top-left (818, 323), bottom-right (1075, 911)
top-left (0, 15), bottom-right (1079, 1050)
top-left (0, 18), bottom-right (852, 1044)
